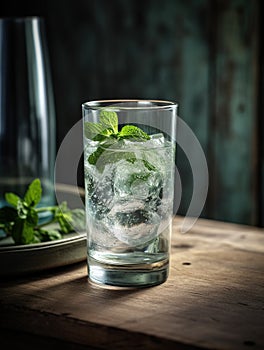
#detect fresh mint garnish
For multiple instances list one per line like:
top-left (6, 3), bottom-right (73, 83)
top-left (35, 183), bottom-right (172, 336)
top-left (88, 138), bottom-right (117, 165)
top-left (100, 110), bottom-right (118, 133)
top-left (0, 178), bottom-right (85, 245)
top-left (84, 122), bottom-right (106, 140)
top-left (118, 125), bottom-right (150, 140)
top-left (84, 109), bottom-right (119, 141)
top-left (85, 109), bottom-right (151, 167)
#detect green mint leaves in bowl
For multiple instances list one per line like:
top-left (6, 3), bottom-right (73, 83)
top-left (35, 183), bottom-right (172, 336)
top-left (0, 178), bottom-right (85, 245)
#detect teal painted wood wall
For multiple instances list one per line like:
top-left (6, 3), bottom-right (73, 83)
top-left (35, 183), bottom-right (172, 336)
top-left (1, 0), bottom-right (262, 226)
top-left (207, 0), bottom-right (260, 225)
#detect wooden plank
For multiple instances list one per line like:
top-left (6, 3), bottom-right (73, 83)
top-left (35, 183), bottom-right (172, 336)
top-left (208, 0), bottom-right (259, 225)
top-left (0, 217), bottom-right (263, 350)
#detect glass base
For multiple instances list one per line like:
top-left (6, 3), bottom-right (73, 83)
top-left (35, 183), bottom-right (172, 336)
top-left (88, 257), bottom-right (169, 288)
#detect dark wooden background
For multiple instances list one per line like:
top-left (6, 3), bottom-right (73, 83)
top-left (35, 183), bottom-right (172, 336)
top-left (1, 0), bottom-right (263, 227)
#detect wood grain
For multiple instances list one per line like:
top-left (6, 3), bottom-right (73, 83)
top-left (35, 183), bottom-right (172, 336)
top-left (0, 216), bottom-right (263, 350)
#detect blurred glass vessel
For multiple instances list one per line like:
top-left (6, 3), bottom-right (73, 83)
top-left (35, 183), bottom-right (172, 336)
top-left (0, 17), bottom-right (56, 209)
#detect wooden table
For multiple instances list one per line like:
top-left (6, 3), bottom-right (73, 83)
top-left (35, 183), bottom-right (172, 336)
top-left (0, 216), bottom-right (263, 350)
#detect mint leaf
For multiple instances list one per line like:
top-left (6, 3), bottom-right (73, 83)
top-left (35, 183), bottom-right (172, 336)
top-left (11, 201), bottom-right (38, 244)
top-left (100, 110), bottom-right (118, 133)
top-left (12, 219), bottom-right (35, 245)
top-left (84, 122), bottom-right (105, 140)
top-left (96, 149), bottom-right (136, 173)
top-left (70, 208), bottom-right (86, 231)
top-left (54, 201), bottom-right (74, 234)
top-left (27, 208), bottom-right (39, 226)
top-left (54, 202), bottom-right (86, 234)
top-left (34, 228), bottom-right (62, 242)
top-left (24, 178), bottom-right (42, 207)
top-left (92, 128), bottom-right (114, 141)
top-left (5, 192), bottom-right (20, 208)
top-left (118, 125), bottom-right (150, 140)
top-left (85, 109), bottom-right (152, 170)
top-left (88, 146), bottom-right (105, 165)
top-left (0, 178), bottom-right (86, 245)
top-left (17, 199), bottom-right (28, 219)
top-left (142, 159), bottom-right (157, 171)
top-left (84, 110), bottom-right (118, 141)
top-left (88, 138), bottom-right (117, 166)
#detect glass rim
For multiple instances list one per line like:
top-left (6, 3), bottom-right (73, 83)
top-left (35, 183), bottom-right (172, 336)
top-left (82, 99), bottom-right (178, 111)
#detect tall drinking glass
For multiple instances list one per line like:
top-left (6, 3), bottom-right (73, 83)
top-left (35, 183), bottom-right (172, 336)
top-left (0, 17), bottom-right (56, 211)
top-left (82, 100), bottom-right (177, 287)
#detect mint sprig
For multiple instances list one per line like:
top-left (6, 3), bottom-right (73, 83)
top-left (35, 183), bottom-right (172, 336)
top-left (100, 110), bottom-right (118, 133)
top-left (0, 179), bottom-right (85, 245)
top-left (85, 110), bottom-right (150, 167)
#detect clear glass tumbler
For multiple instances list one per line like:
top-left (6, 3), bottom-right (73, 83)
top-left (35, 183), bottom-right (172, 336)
top-left (0, 17), bottom-right (56, 211)
top-left (82, 100), bottom-right (177, 287)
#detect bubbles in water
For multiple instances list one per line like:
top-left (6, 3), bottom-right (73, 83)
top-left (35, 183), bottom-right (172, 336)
top-left (85, 134), bottom-right (173, 247)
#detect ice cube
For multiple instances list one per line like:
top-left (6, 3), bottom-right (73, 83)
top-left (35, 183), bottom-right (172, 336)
top-left (113, 158), bottom-right (162, 202)
top-left (88, 217), bottom-right (127, 249)
top-left (106, 207), bottom-right (160, 246)
top-left (123, 133), bottom-right (165, 149)
top-left (148, 133), bottom-right (165, 146)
